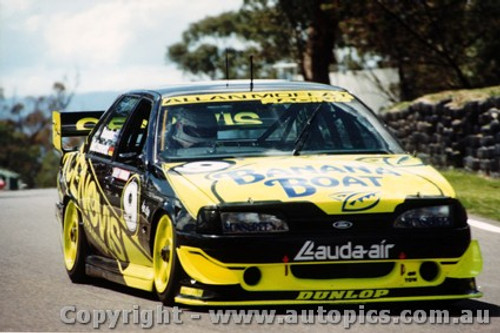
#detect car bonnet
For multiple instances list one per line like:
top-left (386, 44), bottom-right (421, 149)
top-left (161, 154), bottom-right (455, 218)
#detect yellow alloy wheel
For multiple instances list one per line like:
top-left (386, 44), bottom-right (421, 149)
top-left (153, 215), bottom-right (174, 294)
top-left (63, 201), bottom-right (79, 271)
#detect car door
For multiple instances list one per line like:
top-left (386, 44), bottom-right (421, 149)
top-left (84, 95), bottom-right (141, 261)
top-left (100, 97), bottom-right (154, 267)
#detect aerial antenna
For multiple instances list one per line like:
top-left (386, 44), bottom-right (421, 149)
top-left (225, 49), bottom-right (229, 88)
top-left (250, 55), bottom-right (254, 92)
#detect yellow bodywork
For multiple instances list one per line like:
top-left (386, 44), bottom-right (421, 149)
top-left (177, 242), bottom-right (483, 289)
top-left (163, 154), bottom-right (456, 219)
top-left (175, 241), bottom-right (483, 305)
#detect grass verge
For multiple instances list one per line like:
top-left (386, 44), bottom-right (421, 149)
top-left (386, 85), bottom-right (500, 112)
top-left (441, 169), bottom-right (500, 222)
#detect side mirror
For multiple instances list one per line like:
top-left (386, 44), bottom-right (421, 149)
top-left (117, 152), bottom-right (147, 170)
top-left (118, 152), bottom-right (138, 160)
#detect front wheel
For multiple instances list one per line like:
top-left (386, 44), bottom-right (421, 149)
top-left (153, 214), bottom-right (180, 305)
top-left (63, 200), bottom-right (88, 283)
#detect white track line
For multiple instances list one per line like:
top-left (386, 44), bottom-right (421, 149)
top-left (468, 219), bottom-right (500, 234)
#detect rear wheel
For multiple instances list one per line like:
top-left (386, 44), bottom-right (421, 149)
top-left (153, 214), bottom-right (179, 305)
top-left (63, 200), bottom-right (88, 283)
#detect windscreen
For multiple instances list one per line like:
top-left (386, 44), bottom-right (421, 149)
top-left (157, 90), bottom-right (403, 161)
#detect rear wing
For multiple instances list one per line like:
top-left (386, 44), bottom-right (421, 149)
top-left (52, 110), bottom-right (105, 154)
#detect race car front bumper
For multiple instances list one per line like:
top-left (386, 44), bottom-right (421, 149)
top-left (174, 240), bottom-right (482, 306)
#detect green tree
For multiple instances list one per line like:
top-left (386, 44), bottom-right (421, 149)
top-left (167, 0), bottom-right (500, 100)
top-left (0, 120), bottom-right (40, 188)
top-left (167, 0), bottom-right (343, 84)
top-left (0, 81), bottom-right (74, 188)
top-left (274, 0), bottom-right (341, 83)
top-left (167, 5), bottom-right (290, 81)
top-left (341, 0), bottom-right (500, 100)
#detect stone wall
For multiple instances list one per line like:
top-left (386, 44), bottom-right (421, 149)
top-left (382, 96), bottom-right (500, 176)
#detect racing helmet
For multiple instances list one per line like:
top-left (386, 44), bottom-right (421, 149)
top-left (172, 109), bottom-right (217, 146)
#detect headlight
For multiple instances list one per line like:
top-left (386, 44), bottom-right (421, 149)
top-left (394, 205), bottom-right (452, 228)
top-left (196, 207), bottom-right (221, 234)
top-left (221, 212), bottom-right (289, 234)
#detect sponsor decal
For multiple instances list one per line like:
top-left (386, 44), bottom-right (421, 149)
top-left (222, 221), bottom-right (284, 233)
top-left (214, 112), bottom-right (263, 126)
top-left (66, 155), bottom-right (128, 261)
top-left (356, 155), bottom-right (425, 167)
top-left (331, 191), bottom-right (381, 212)
top-left (294, 240), bottom-right (395, 261)
top-left (141, 201), bottom-right (151, 218)
top-left (405, 272), bottom-right (418, 283)
top-left (174, 161), bottom-right (232, 174)
top-left (89, 141), bottom-right (111, 155)
top-left (100, 127), bottom-right (119, 141)
top-left (212, 164), bottom-right (401, 199)
top-left (75, 117), bottom-right (99, 131)
top-left (112, 167), bottom-right (131, 182)
top-left (63, 155), bottom-right (150, 263)
top-left (122, 177), bottom-right (139, 233)
top-left (400, 264), bottom-right (418, 283)
top-left (171, 111), bottom-right (262, 127)
top-left (162, 90), bottom-right (354, 106)
top-left (296, 289), bottom-right (389, 300)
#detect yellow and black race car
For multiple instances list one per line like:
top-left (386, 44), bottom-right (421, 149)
top-left (53, 80), bottom-right (482, 306)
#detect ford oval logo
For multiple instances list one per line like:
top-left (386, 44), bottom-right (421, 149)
top-left (332, 221), bottom-right (353, 230)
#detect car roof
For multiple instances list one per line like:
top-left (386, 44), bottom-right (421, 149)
top-left (125, 80), bottom-right (347, 99)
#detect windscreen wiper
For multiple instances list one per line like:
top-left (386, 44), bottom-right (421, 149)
top-left (292, 104), bottom-right (323, 156)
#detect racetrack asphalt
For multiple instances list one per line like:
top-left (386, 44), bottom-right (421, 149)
top-left (0, 188), bottom-right (498, 332)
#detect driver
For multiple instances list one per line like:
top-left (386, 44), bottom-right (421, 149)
top-left (170, 109), bottom-right (218, 148)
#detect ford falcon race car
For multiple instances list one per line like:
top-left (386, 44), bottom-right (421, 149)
top-left (53, 80), bottom-right (482, 306)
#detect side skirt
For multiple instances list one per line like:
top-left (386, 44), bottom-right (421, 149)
top-left (85, 255), bottom-right (154, 292)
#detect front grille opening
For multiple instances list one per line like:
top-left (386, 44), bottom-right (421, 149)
top-left (291, 262), bottom-right (395, 279)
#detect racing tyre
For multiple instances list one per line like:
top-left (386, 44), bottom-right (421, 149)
top-left (153, 214), bottom-right (180, 305)
top-left (63, 200), bottom-right (89, 283)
